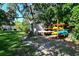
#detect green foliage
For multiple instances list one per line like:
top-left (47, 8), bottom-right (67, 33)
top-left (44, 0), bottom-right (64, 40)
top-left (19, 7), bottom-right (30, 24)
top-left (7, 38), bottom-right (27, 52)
top-left (15, 20), bottom-right (24, 31)
top-left (0, 9), bottom-right (16, 25)
top-left (62, 4), bottom-right (72, 22)
top-left (70, 5), bottom-right (79, 40)
top-left (21, 19), bottom-right (30, 33)
top-left (46, 6), bottom-right (55, 19)
top-left (71, 5), bottom-right (79, 21)
top-left (33, 3), bottom-right (50, 12)
top-left (62, 4), bottom-right (72, 15)
top-left (0, 9), bottom-right (7, 21)
top-left (34, 4), bottom-right (55, 24)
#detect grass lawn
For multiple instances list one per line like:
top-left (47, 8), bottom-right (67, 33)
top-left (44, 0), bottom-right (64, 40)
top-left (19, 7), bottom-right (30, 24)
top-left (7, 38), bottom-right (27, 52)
top-left (0, 30), bottom-right (25, 56)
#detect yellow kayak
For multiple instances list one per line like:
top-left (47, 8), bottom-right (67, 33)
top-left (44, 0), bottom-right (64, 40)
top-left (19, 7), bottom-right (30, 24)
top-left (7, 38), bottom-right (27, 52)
top-left (52, 27), bottom-right (64, 30)
top-left (59, 27), bottom-right (64, 30)
top-left (51, 32), bottom-right (58, 35)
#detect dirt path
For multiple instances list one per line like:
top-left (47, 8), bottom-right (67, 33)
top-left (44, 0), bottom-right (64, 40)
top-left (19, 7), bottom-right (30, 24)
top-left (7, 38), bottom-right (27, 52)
top-left (21, 32), bottom-right (79, 56)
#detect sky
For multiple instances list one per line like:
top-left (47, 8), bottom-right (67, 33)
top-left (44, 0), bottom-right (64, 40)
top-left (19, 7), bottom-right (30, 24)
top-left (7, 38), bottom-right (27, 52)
top-left (1, 3), bottom-right (24, 22)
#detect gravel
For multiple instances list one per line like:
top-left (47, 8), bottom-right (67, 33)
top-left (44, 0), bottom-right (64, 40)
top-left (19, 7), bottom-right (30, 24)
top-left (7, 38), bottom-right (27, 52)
top-left (21, 35), bottom-right (78, 56)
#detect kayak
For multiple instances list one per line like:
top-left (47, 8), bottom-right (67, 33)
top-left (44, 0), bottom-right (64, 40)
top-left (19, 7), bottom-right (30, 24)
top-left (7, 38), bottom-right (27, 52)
top-left (58, 30), bottom-right (68, 35)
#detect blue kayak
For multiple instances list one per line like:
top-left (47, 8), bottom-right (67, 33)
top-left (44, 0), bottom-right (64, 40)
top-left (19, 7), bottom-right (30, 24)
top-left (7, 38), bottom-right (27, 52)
top-left (58, 30), bottom-right (68, 35)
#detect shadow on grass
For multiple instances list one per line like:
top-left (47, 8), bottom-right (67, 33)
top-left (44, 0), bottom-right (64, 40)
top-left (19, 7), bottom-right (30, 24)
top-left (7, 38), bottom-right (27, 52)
top-left (0, 30), bottom-right (25, 56)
